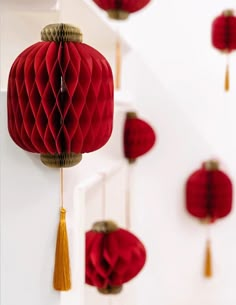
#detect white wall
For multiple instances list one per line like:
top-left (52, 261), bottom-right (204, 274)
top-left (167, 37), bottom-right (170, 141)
top-left (118, 1), bottom-right (236, 304)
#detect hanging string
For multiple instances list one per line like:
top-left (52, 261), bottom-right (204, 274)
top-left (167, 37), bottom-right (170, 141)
top-left (125, 165), bottom-right (131, 229)
top-left (225, 53), bottom-right (230, 92)
top-left (101, 173), bottom-right (107, 220)
top-left (60, 167), bottom-right (64, 208)
top-left (108, 295), bottom-right (113, 305)
top-left (115, 29), bottom-right (121, 90)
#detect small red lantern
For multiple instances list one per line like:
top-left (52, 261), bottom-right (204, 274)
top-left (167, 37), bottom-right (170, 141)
top-left (93, 0), bottom-right (151, 20)
top-left (86, 220), bottom-right (146, 294)
top-left (186, 160), bottom-right (233, 277)
top-left (124, 112), bottom-right (156, 163)
top-left (7, 23), bottom-right (114, 291)
top-left (212, 9), bottom-right (236, 91)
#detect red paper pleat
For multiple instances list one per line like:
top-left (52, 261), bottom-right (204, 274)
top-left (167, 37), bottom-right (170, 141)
top-left (124, 117), bottom-right (156, 160)
top-left (186, 166), bottom-right (233, 219)
top-left (212, 13), bottom-right (236, 51)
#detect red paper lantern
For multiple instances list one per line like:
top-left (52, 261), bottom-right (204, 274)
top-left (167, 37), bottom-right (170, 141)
top-left (186, 160), bottom-right (232, 222)
top-left (212, 9), bottom-right (236, 91)
top-left (124, 112), bottom-right (156, 163)
top-left (86, 220), bottom-right (146, 294)
top-left (7, 23), bottom-right (114, 292)
top-left (93, 0), bottom-right (151, 20)
top-left (185, 160), bottom-right (233, 277)
top-left (7, 23), bottom-right (114, 168)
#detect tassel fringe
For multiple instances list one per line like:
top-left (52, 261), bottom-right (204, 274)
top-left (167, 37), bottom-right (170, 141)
top-left (204, 239), bottom-right (212, 278)
top-left (53, 207), bottom-right (71, 291)
top-left (225, 64), bottom-right (230, 92)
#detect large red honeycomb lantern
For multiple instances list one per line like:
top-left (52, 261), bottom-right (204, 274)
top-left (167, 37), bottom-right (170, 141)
top-left (8, 23), bottom-right (114, 167)
top-left (186, 160), bottom-right (233, 278)
top-left (212, 9), bottom-right (236, 91)
top-left (124, 112), bottom-right (156, 163)
top-left (7, 23), bottom-right (114, 291)
top-left (86, 220), bottom-right (146, 294)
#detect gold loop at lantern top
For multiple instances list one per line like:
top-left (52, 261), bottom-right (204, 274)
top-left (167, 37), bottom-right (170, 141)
top-left (223, 9), bottom-right (234, 17)
top-left (203, 160), bottom-right (219, 171)
top-left (92, 220), bottom-right (118, 233)
top-left (41, 23), bottom-right (83, 42)
top-left (107, 9), bottom-right (129, 20)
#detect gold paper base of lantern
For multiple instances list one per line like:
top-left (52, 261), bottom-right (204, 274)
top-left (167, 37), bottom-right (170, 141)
top-left (40, 153), bottom-right (82, 168)
top-left (199, 217), bottom-right (212, 224)
top-left (98, 285), bottom-right (123, 295)
top-left (128, 158), bottom-right (136, 164)
top-left (107, 9), bottom-right (129, 20)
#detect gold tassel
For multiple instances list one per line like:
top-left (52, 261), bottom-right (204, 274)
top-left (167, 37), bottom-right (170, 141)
top-left (53, 168), bottom-right (71, 291)
top-left (53, 208), bottom-right (71, 291)
top-left (204, 239), bottom-right (212, 278)
top-left (115, 37), bottom-right (121, 90)
top-left (225, 63), bottom-right (230, 92)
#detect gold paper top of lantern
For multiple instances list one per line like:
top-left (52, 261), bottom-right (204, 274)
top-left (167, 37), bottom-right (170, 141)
top-left (126, 111), bottom-right (137, 119)
top-left (203, 160), bottom-right (219, 171)
top-left (41, 23), bottom-right (83, 42)
top-left (107, 9), bottom-right (129, 20)
top-left (92, 220), bottom-right (118, 233)
top-left (223, 9), bottom-right (234, 17)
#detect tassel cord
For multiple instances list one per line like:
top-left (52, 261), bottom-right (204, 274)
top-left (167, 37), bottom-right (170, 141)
top-left (101, 173), bottom-right (107, 220)
top-left (60, 167), bottom-right (64, 208)
top-left (125, 166), bottom-right (131, 229)
top-left (115, 30), bottom-right (121, 90)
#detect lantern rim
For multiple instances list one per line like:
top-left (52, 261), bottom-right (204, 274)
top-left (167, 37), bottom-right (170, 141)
top-left (107, 9), bottom-right (129, 20)
top-left (203, 160), bottom-right (219, 171)
top-left (41, 23), bottom-right (83, 42)
top-left (223, 9), bottom-right (234, 17)
top-left (92, 220), bottom-right (118, 233)
top-left (98, 285), bottom-right (123, 294)
top-left (40, 153), bottom-right (82, 168)
top-left (126, 111), bottom-right (138, 119)
top-left (199, 217), bottom-right (214, 224)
